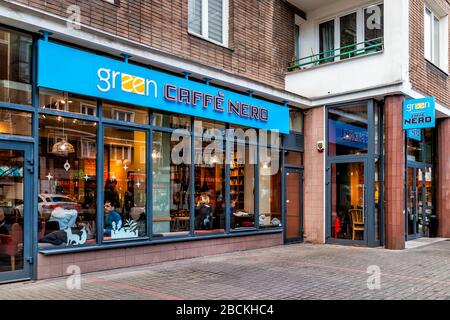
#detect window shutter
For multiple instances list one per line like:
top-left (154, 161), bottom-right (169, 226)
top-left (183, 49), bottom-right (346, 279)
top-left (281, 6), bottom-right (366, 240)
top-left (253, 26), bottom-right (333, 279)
top-left (188, 0), bottom-right (202, 35)
top-left (208, 0), bottom-right (223, 43)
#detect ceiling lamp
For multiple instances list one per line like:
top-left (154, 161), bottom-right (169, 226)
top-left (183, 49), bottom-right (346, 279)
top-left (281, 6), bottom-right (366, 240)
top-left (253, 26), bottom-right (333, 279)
top-left (51, 116), bottom-right (75, 155)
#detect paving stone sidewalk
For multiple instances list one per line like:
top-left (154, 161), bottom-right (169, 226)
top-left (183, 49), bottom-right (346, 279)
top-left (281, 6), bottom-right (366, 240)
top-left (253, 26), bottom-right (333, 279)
top-left (2, 241), bottom-right (450, 300)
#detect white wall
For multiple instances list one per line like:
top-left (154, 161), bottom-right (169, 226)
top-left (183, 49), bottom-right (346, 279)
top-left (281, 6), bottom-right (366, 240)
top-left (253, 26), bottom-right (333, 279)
top-left (286, 0), bottom-right (408, 100)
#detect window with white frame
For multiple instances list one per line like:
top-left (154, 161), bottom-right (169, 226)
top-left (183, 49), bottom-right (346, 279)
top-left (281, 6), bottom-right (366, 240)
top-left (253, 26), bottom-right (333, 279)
top-left (424, 6), bottom-right (448, 72)
top-left (112, 109), bottom-right (135, 122)
top-left (188, 0), bottom-right (228, 46)
top-left (317, 3), bottom-right (384, 64)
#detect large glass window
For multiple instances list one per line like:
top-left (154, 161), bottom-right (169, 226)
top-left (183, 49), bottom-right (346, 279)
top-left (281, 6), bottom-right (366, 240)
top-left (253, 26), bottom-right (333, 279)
top-left (38, 115), bottom-right (97, 247)
top-left (340, 13), bottom-right (357, 60)
top-left (364, 4), bottom-right (384, 52)
top-left (319, 20), bottom-right (335, 64)
top-left (152, 131), bottom-right (191, 237)
top-left (40, 89), bottom-right (97, 117)
top-left (290, 109), bottom-right (303, 133)
top-left (0, 28), bottom-right (32, 105)
top-left (230, 142), bottom-right (256, 230)
top-left (0, 109), bottom-right (32, 136)
top-left (259, 146), bottom-right (282, 228)
top-left (328, 103), bottom-right (369, 157)
top-left (194, 120), bottom-right (225, 234)
top-left (152, 112), bottom-right (191, 130)
top-left (103, 127), bottom-right (147, 240)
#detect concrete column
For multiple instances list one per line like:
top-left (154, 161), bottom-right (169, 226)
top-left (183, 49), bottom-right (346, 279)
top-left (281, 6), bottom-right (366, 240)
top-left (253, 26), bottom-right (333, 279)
top-left (384, 95), bottom-right (405, 250)
top-left (436, 119), bottom-right (450, 237)
top-left (303, 106), bottom-right (325, 243)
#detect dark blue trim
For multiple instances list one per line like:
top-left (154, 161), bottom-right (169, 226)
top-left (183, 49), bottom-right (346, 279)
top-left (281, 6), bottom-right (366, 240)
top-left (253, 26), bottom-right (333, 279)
top-left (225, 123), bottom-right (231, 233)
top-left (0, 101), bottom-right (34, 113)
top-left (96, 99), bottom-right (104, 245)
top-left (190, 117), bottom-right (195, 236)
top-left (38, 108), bottom-right (99, 122)
top-left (31, 34), bottom-right (39, 281)
top-left (147, 121), bottom-right (153, 239)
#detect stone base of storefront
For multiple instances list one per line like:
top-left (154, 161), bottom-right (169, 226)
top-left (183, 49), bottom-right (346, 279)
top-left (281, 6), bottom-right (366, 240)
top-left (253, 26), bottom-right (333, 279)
top-left (37, 233), bottom-right (283, 280)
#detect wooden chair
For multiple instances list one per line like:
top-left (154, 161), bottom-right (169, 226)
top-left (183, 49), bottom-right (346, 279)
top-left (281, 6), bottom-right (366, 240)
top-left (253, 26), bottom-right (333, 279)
top-left (350, 209), bottom-right (364, 240)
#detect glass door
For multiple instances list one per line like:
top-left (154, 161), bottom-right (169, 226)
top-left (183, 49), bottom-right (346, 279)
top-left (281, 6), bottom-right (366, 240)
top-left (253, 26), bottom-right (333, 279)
top-left (406, 166), bottom-right (425, 240)
top-left (329, 160), bottom-right (367, 243)
top-left (0, 142), bottom-right (33, 282)
top-left (284, 168), bottom-right (303, 243)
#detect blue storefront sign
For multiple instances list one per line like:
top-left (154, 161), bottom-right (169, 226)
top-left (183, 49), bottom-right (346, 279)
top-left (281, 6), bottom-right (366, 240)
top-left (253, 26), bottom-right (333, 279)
top-left (37, 40), bottom-right (290, 133)
top-left (407, 129), bottom-right (422, 142)
top-left (328, 120), bottom-right (368, 151)
top-left (403, 97), bottom-right (435, 130)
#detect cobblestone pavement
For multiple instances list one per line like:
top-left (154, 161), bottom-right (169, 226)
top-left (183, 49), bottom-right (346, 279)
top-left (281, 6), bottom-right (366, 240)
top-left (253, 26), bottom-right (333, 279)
top-left (2, 241), bottom-right (450, 300)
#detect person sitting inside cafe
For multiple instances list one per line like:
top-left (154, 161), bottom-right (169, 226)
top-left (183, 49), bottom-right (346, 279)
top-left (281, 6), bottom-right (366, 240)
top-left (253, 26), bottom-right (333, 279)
top-left (196, 194), bottom-right (212, 230)
top-left (104, 200), bottom-right (122, 237)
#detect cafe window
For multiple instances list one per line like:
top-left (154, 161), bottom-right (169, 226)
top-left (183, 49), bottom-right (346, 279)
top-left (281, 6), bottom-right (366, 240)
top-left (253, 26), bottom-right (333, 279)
top-left (328, 103), bottom-right (368, 157)
top-left (290, 109), bottom-right (303, 133)
top-left (38, 115), bottom-right (97, 248)
top-left (0, 109), bottom-right (32, 136)
top-left (103, 101), bottom-right (149, 124)
top-left (103, 127), bottom-right (147, 240)
top-left (152, 131), bottom-right (191, 237)
top-left (194, 120), bottom-right (225, 234)
top-left (259, 146), bottom-right (282, 228)
top-left (0, 28), bottom-right (32, 105)
top-left (39, 89), bottom-right (97, 117)
top-left (152, 112), bottom-right (191, 130)
top-left (230, 141), bottom-right (256, 230)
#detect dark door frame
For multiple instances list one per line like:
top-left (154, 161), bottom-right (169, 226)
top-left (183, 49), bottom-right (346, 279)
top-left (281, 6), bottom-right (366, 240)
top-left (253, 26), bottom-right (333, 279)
top-left (283, 166), bottom-right (304, 244)
top-left (0, 141), bottom-right (34, 283)
top-left (325, 99), bottom-right (381, 247)
top-left (406, 162), bottom-right (427, 241)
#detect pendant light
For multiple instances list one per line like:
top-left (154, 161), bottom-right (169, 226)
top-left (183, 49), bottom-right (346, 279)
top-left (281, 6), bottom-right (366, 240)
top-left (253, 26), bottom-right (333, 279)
top-left (52, 115), bottom-right (75, 155)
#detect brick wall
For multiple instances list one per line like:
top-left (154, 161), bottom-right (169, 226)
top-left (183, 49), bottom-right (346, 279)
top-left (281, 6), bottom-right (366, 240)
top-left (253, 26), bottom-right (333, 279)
top-left (11, 0), bottom-right (297, 89)
top-left (409, 0), bottom-right (450, 107)
top-left (37, 233), bottom-right (283, 279)
top-left (303, 106), bottom-right (325, 244)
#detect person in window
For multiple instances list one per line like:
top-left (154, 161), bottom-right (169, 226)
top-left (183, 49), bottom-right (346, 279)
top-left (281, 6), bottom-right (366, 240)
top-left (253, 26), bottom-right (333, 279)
top-left (196, 194), bottom-right (212, 230)
top-left (104, 200), bottom-right (122, 237)
top-left (104, 179), bottom-right (120, 209)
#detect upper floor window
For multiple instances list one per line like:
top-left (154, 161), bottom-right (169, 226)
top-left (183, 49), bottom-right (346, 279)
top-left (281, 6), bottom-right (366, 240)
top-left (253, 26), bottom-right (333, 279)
top-left (318, 3), bottom-right (384, 65)
top-left (0, 28), bottom-right (32, 105)
top-left (188, 0), bottom-right (229, 46)
top-left (424, 6), bottom-right (448, 72)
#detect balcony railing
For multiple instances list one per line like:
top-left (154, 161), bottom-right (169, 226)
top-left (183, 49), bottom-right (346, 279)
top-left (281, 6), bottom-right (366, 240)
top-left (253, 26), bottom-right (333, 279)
top-left (288, 37), bottom-right (384, 71)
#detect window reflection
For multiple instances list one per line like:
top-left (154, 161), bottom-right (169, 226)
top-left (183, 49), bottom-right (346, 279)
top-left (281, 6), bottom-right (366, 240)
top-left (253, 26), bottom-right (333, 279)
top-left (0, 28), bottom-right (32, 105)
top-left (194, 120), bottom-right (225, 234)
top-left (40, 89), bottom-right (97, 116)
top-left (259, 146), bottom-right (282, 228)
top-left (38, 115), bottom-right (97, 247)
top-left (152, 131), bottom-right (191, 237)
top-left (103, 127), bottom-right (147, 240)
top-left (0, 109), bottom-right (32, 136)
top-left (231, 142), bottom-right (256, 229)
top-left (328, 104), bottom-right (368, 157)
